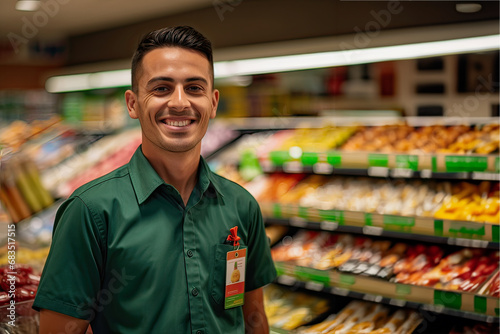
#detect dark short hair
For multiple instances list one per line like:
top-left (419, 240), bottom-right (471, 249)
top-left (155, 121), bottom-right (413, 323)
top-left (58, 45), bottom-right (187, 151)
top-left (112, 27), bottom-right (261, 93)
top-left (131, 26), bottom-right (213, 92)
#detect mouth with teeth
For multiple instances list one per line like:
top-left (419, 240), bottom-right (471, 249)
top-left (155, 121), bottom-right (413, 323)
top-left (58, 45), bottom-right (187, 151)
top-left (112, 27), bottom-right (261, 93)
top-left (160, 119), bottom-right (195, 128)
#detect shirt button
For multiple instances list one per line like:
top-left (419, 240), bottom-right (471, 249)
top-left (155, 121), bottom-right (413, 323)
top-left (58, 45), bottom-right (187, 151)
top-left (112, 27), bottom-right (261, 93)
top-left (187, 250), bottom-right (194, 258)
top-left (192, 288), bottom-right (199, 296)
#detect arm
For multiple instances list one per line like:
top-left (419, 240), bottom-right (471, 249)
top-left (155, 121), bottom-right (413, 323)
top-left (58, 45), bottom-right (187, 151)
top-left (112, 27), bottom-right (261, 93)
top-left (39, 309), bottom-right (89, 334)
top-left (243, 287), bottom-right (269, 334)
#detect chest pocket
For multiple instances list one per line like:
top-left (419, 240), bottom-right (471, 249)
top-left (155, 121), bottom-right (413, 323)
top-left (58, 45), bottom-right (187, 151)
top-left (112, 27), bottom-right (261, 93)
top-left (210, 244), bottom-right (247, 305)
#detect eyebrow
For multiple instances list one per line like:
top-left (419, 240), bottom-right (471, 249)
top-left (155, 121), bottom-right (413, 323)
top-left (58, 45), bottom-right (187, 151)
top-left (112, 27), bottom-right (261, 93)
top-left (146, 76), bottom-right (209, 87)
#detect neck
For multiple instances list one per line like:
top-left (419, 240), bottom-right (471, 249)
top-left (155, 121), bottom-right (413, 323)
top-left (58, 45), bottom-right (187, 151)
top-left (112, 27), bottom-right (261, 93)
top-left (142, 142), bottom-right (200, 206)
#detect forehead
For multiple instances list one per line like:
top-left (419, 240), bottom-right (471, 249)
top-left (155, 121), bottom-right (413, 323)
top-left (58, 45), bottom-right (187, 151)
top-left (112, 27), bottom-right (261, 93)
top-left (139, 47), bottom-right (211, 81)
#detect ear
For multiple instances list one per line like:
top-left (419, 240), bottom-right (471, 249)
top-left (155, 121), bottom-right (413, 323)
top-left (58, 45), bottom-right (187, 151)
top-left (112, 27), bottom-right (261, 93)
top-left (210, 89), bottom-right (219, 119)
top-left (125, 90), bottom-right (139, 119)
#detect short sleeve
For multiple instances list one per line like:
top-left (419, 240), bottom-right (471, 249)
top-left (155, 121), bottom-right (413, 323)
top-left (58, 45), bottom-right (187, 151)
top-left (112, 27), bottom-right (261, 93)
top-left (245, 199), bottom-right (277, 291)
top-left (32, 196), bottom-right (105, 320)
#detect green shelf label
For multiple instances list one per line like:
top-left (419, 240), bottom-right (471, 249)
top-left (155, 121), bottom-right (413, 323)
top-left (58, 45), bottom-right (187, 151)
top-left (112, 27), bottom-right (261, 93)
top-left (298, 206), bottom-right (309, 220)
top-left (395, 155), bottom-right (419, 171)
top-left (445, 156), bottom-right (488, 172)
top-left (434, 220), bottom-right (444, 237)
top-left (275, 263), bottom-right (285, 276)
top-left (365, 213), bottom-right (373, 226)
top-left (474, 296), bottom-right (487, 314)
top-left (449, 222), bottom-right (485, 237)
top-left (493, 225), bottom-right (499, 243)
top-left (496, 157), bottom-right (500, 173)
top-left (319, 210), bottom-right (344, 224)
top-left (269, 151), bottom-right (291, 166)
top-left (339, 274), bottom-right (356, 286)
top-left (396, 284), bottom-right (411, 296)
top-left (272, 203), bottom-right (282, 218)
top-left (326, 152), bottom-right (342, 166)
top-left (294, 267), bottom-right (310, 282)
top-left (432, 156), bottom-right (438, 172)
top-left (368, 154), bottom-right (389, 167)
top-left (301, 152), bottom-right (319, 166)
top-left (434, 290), bottom-right (462, 310)
top-left (383, 215), bottom-right (415, 231)
top-left (303, 267), bottom-right (330, 284)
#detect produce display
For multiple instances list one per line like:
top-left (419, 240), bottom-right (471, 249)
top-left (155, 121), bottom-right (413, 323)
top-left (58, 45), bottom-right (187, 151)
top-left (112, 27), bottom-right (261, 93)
top-left (434, 181), bottom-right (500, 223)
top-left (341, 124), bottom-right (499, 154)
top-left (264, 284), bottom-right (331, 331)
top-left (478, 271), bottom-right (500, 297)
top-left (271, 230), bottom-right (499, 292)
top-left (271, 126), bottom-right (357, 153)
top-left (298, 300), bottom-right (422, 334)
top-left (0, 153), bottom-right (54, 223)
top-left (228, 171), bottom-right (500, 225)
top-left (0, 116), bottom-right (61, 151)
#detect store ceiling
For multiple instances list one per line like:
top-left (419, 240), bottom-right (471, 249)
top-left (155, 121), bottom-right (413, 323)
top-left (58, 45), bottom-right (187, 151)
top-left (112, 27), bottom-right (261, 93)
top-left (1, 0), bottom-right (498, 41)
top-left (0, 0), bottom-right (214, 38)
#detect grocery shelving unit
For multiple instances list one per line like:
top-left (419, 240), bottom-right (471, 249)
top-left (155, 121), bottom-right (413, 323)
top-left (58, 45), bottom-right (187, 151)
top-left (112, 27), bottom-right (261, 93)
top-left (206, 115), bottom-right (500, 332)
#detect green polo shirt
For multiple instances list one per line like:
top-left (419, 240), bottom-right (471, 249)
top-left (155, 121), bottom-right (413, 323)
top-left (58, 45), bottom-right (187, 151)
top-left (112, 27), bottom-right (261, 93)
top-left (33, 145), bottom-right (276, 334)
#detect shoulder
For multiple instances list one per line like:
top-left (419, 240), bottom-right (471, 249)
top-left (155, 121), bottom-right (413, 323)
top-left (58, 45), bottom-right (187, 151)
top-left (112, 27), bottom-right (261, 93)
top-left (209, 172), bottom-right (260, 210)
top-left (70, 164), bottom-right (131, 202)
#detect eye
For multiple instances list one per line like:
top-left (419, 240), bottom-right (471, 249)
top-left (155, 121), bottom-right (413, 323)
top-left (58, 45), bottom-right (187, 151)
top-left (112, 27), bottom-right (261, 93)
top-left (154, 86), bottom-right (169, 93)
top-left (187, 85), bottom-right (203, 93)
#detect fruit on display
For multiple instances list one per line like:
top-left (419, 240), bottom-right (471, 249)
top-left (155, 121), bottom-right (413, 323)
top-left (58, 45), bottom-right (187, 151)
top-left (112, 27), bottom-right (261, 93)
top-left (478, 271), bottom-right (500, 297)
top-left (264, 284), bottom-right (330, 331)
top-left (434, 181), bottom-right (499, 224)
top-left (442, 124), bottom-right (500, 154)
top-left (273, 126), bottom-right (358, 153)
top-left (0, 153), bottom-right (54, 223)
top-left (41, 127), bottom-right (142, 198)
top-left (0, 264), bottom-right (40, 312)
top-left (0, 117), bottom-right (61, 151)
top-left (299, 301), bottom-right (422, 334)
top-left (271, 230), bottom-right (499, 292)
top-left (341, 124), bottom-right (473, 153)
top-left (238, 172), bottom-right (499, 224)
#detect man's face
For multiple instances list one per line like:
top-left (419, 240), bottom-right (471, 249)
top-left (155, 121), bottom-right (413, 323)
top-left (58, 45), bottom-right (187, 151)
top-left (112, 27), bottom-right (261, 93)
top-left (126, 47), bottom-right (219, 154)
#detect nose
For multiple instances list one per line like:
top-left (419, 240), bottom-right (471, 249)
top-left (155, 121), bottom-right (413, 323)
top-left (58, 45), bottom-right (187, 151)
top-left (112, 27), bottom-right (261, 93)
top-left (167, 85), bottom-right (190, 111)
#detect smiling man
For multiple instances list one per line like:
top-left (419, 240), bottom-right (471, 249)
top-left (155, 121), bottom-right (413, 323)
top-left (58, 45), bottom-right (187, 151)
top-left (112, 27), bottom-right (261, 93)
top-left (33, 26), bottom-right (276, 334)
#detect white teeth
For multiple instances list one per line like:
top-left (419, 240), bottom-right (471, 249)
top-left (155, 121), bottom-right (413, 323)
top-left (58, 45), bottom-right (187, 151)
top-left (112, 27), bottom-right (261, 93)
top-left (165, 120), bottom-right (190, 127)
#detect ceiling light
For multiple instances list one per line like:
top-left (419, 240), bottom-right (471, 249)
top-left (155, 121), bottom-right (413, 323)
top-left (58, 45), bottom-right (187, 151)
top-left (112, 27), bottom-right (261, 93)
top-left (15, 0), bottom-right (41, 11)
top-left (45, 34), bottom-right (500, 93)
top-left (456, 3), bottom-right (482, 13)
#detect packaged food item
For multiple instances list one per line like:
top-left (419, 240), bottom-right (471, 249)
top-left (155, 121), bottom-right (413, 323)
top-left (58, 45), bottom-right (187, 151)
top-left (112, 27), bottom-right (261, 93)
top-left (264, 284), bottom-right (330, 331)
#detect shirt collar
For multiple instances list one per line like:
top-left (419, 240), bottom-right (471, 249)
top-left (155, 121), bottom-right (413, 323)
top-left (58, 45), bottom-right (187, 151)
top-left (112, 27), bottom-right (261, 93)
top-left (128, 146), bottom-right (223, 205)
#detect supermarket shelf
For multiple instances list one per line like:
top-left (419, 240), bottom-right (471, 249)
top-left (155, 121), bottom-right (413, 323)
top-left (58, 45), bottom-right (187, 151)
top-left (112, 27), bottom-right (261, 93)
top-left (274, 263), bottom-right (500, 322)
top-left (261, 151), bottom-right (500, 179)
top-left (263, 203), bottom-right (500, 248)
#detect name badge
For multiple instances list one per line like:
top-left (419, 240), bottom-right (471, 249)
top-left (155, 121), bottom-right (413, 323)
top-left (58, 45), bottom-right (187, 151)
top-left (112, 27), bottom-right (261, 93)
top-left (224, 248), bottom-right (246, 309)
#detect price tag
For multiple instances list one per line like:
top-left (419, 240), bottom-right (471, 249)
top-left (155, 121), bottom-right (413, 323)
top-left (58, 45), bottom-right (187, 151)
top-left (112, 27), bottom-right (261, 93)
top-left (290, 217), bottom-right (308, 228)
top-left (277, 275), bottom-right (296, 286)
top-left (331, 287), bottom-right (350, 296)
top-left (320, 221), bottom-right (339, 231)
top-left (283, 161), bottom-right (303, 173)
top-left (363, 226), bottom-right (383, 236)
top-left (368, 167), bottom-right (389, 177)
top-left (389, 299), bottom-right (407, 307)
top-left (420, 169), bottom-right (432, 178)
top-left (391, 168), bottom-right (413, 178)
top-left (305, 281), bottom-right (324, 292)
top-left (472, 172), bottom-right (499, 181)
top-left (313, 162), bottom-right (334, 175)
